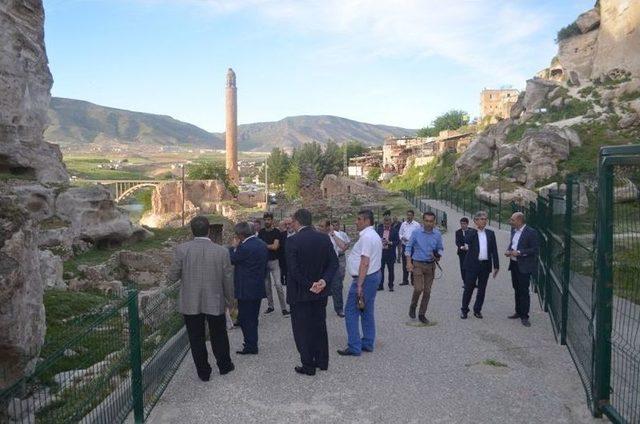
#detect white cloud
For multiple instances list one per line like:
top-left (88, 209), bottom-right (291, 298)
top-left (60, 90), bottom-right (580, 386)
top-left (177, 0), bottom-right (553, 84)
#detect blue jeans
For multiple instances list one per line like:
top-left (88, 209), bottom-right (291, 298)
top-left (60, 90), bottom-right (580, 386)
top-left (345, 271), bottom-right (381, 355)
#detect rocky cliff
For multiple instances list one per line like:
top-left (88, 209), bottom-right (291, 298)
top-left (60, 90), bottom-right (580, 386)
top-left (0, 0), bottom-right (68, 184)
top-left (453, 0), bottom-right (640, 205)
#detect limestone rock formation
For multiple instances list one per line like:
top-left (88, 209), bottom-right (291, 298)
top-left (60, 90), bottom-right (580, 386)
top-left (591, 0), bottom-right (640, 78)
top-left (474, 185), bottom-right (538, 207)
top-left (55, 185), bottom-right (138, 245)
top-left (151, 180), bottom-right (232, 215)
top-left (545, 0), bottom-right (640, 84)
top-left (516, 126), bottom-right (581, 188)
top-left (0, 0), bottom-right (68, 184)
top-left (39, 249), bottom-right (64, 289)
top-left (0, 199), bottom-right (45, 390)
top-left (521, 78), bottom-right (559, 120)
top-left (455, 120), bottom-right (510, 176)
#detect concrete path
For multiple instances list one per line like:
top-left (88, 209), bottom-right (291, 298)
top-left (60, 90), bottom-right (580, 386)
top-left (148, 199), bottom-right (600, 424)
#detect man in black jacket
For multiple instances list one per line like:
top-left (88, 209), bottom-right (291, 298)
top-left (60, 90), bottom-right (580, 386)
top-left (455, 217), bottom-right (470, 288)
top-left (506, 212), bottom-right (540, 327)
top-left (376, 216), bottom-right (400, 291)
top-left (460, 211), bottom-right (499, 319)
top-left (286, 209), bottom-right (338, 376)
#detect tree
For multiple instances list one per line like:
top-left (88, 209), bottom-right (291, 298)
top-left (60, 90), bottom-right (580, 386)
top-left (320, 141), bottom-right (343, 177)
top-left (417, 110), bottom-right (469, 137)
top-left (186, 160), bottom-right (238, 196)
top-left (284, 166), bottom-right (301, 200)
top-left (266, 147), bottom-right (291, 185)
top-left (367, 167), bottom-right (382, 182)
top-left (340, 140), bottom-right (368, 163)
top-left (293, 142), bottom-right (324, 181)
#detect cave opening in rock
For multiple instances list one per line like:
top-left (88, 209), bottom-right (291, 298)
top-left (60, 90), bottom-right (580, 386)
top-left (0, 155), bottom-right (36, 178)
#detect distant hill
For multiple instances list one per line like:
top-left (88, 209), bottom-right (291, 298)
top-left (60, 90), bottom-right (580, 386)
top-left (46, 97), bottom-right (223, 149)
top-left (45, 98), bottom-right (415, 151)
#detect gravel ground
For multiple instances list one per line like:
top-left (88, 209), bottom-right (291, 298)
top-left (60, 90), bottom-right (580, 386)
top-left (147, 200), bottom-right (601, 424)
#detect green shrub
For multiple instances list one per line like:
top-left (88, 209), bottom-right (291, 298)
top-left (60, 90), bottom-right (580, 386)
top-left (556, 22), bottom-right (581, 43)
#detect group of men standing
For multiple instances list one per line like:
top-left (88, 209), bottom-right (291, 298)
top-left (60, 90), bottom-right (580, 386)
top-left (169, 208), bottom-right (383, 379)
top-left (168, 205), bottom-right (539, 382)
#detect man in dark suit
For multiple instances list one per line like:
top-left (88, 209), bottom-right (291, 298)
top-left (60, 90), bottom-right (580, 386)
top-left (506, 212), bottom-right (540, 327)
top-left (376, 216), bottom-right (400, 291)
top-left (455, 217), bottom-right (470, 288)
top-left (229, 221), bottom-right (269, 354)
top-left (460, 211), bottom-right (499, 319)
top-left (286, 209), bottom-right (338, 376)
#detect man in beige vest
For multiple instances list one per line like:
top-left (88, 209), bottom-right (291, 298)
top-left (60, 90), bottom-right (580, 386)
top-left (168, 216), bottom-right (235, 381)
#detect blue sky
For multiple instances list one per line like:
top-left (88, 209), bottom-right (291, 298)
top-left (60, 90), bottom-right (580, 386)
top-left (43, 0), bottom-right (594, 132)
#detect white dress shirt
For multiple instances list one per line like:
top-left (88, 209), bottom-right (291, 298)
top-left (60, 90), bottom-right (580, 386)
top-left (399, 220), bottom-right (421, 245)
top-left (477, 229), bottom-right (488, 260)
top-left (329, 231), bottom-right (349, 257)
top-left (347, 226), bottom-right (382, 277)
top-left (510, 224), bottom-right (526, 261)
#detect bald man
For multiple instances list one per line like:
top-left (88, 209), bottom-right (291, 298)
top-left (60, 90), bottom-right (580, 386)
top-left (505, 212), bottom-right (540, 327)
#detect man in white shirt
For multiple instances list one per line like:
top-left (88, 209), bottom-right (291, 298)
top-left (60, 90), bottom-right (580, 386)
top-left (399, 210), bottom-right (422, 285)
top-left (460, 211), bottom-right (499, 320)
top-left (337, 210), bottom-right (382, 357)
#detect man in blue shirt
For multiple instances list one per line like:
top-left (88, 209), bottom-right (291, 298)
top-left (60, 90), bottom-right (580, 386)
top-left (405, 211), bottom-right (444, 324)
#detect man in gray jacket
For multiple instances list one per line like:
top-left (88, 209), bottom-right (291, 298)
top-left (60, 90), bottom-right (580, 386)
top-left (168, 216), bottom-right (235, 381)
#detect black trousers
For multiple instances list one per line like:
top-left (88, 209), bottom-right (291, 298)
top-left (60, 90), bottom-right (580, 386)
top-left (401, 250), bottom-right (413, 284)
top-left (290, 298), bottom-right (328, 371)
top-left (457, 253), bottom-right (466, 285)
top-left (510, 261), bottom-right (531, 319)
top-left (461, 261), bottom-right (492, 313)
top-left (279, 260), bottom-right (287, 286)
top-left (184, 313), bottom-right (232, 378)
top-left (238, 299), bottom-right (262, 352)
top-left (379, 253), bottom-right (396, 289)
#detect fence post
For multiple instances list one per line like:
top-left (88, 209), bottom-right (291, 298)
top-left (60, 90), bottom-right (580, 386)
top-left (128, 290), bottom-right (145, 423)
top-left (593, 156), bottom-right (614, 417)
top-left (560, 177), bottom-right (573, 345)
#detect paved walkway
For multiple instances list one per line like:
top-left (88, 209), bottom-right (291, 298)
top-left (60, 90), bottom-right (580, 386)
top-left (148, 200), bottom-right (599, 424)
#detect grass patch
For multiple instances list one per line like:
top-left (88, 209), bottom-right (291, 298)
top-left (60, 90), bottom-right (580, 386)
top-left (615, 243), bottom-right (640, 304)
top-left (544, 98), bottom-right (591, 122)
top-left (619, 90), bottom-right (640, 102)
top-left (64, 157), bottom-right (146, 180)
top-left (563, 122), bottom-right (634, 175)
top-left (483, 359), bottom-right (508, 367)
top-left (506, 122), bottom-right (537, 143)
top-left (63, 226), bottom-right (191, 275)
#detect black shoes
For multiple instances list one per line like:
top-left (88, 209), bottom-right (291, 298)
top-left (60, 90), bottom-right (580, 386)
top-left (508, 313), bottom-right (521, 319)
top-left (418, 315), bottom-right (429, 324)
top-left (521, 318), bottom-right (531, 327)
top-left (389, 287), bottom-right (394, 292)
top-left (377, 286), bottom-right (384, 291)
top-left (337, 312), bottom-right (345, 318)
top-left (282, 309), bottom-right (290, 316)
top-left (361, 347), bottom-right (373, 353)
top-left (474, 312), bottom-right (483, 319)
top-left (460, 311), bottom-right (468, 319)
top-left (409, 305), bottom-right (416, 319)
top-left (197, 373), bottom-right (211, 382)
top-left (236, 348), bottom-right (258, 355)
top-left (294, 366), bottom-right (316, 376)
top-left (337, 349), bottom-right (358, 356)
top-left (265, 307), bottom-right (275, 314)
top-left (399, 282), bottom-right (409, 286)
top-left (219, 363), bottom-right (235, 375)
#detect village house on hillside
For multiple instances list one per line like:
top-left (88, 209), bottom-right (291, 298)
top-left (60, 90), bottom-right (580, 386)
top-left (479, 88), bottom-right (520, 121)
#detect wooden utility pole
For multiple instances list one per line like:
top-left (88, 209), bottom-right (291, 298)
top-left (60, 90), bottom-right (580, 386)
top-left (181, 164), bottom-right (185, 227)
top-left (264, 162), bottom-right (269, 211)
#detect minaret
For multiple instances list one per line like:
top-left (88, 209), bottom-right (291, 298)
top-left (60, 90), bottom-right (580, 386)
top-left (225, 68), bottom-right (239, 184)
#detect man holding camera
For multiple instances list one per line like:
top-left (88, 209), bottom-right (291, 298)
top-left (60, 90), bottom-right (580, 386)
top-left (405, 211), bottom-right (444, 325)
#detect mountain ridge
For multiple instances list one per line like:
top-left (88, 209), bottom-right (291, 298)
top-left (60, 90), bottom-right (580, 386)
top-left (45, 97), bottom-right (416, 151)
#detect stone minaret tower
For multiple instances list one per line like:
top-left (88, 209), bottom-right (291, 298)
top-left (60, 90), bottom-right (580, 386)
top-left (225, 68), bottom-right (239, 184)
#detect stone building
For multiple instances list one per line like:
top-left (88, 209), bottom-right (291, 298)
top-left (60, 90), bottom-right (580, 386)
top-left (347, 150), bottom-right (382, 178)
top-left (480, 89), bottom-right (520, 120)
top-left (382, 137), bottom-right (435, 173)
top-left (320, 174), bottom-right (385, 198)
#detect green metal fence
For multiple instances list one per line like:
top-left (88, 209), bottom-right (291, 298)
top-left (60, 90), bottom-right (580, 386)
top-left (402, 145), bottom-right (639, 423)
top-left (402, 189), bottom-right (448, 230)
top-left (0, 283), bottom-right (188, 423)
